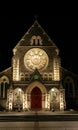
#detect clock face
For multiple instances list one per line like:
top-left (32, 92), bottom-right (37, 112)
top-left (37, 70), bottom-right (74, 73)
top-left (24, 48), bottom-right (49, 71)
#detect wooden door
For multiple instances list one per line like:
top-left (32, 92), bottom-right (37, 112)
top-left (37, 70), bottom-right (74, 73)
top-left (31, 87), bottom-right (42, 109)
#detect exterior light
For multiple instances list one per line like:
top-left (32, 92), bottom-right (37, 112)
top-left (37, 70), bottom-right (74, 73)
top-left (18, 88), bottom-right (21, 111)
top-left (51, 88), bottom-right (55, 112)
top-left (52, 88), bottom-right (54, 92)
top-left (18, 88), bottom-right (21, 92)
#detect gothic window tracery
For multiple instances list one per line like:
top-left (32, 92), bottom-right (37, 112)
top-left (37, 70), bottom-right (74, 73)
top-left (0, 76), bottom-right (9, 98)
top-left (24, 48), bottom-right (49, 71)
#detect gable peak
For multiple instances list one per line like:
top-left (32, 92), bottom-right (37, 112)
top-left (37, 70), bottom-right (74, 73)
top-left (33, 20), bottom-right (41, 27)
top-left (14, 19), bottom-right (58, 48)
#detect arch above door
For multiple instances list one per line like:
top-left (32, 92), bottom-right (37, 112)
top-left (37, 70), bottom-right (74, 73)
top-left (26, 81), bottom-right (47, 94)
top-left (26, 81), bottom-right (47, 110)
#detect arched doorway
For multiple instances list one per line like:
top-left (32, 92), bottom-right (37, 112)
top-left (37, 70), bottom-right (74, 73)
top-left (13, 88), bottom-right (24, 111)
top-left (50, 88), bottom-right (60, 111)
top-left (31, 87), bottom-right (42, 109)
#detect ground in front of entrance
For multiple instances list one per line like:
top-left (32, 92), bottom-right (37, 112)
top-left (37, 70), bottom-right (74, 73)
top-left (0, 110), bottom-right (78, 130)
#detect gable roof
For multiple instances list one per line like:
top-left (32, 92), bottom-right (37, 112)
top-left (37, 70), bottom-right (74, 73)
top-left (30, 69), bottom-right (43, 83)
top-left (14, 20), bottom-right (58, 48)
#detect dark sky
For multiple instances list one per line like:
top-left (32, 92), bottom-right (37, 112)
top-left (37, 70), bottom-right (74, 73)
top-left (0, 15), bottom-right (78, 75)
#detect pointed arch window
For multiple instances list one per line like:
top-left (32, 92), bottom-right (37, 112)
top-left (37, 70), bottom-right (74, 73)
top-left (25, 73), bottom-right (30, 80)
top-left (30, 35), bottom-right (42, 45)
top-left (0, 76), bottom-right (9, 98)
top-left (43, 73), bottom-right (48, 80)
top-left (20, 73), bottom-right (25, 81)
top-left (48, 73), bottom-right (53, 80)
top-left (64, 76), bottom-right (75, 98)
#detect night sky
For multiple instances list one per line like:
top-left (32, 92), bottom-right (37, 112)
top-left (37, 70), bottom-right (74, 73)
top-left (0, 15), bottom-right (78, 75)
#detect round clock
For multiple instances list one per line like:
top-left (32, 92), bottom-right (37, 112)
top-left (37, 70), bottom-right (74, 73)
top-left (24, 48), bottom-right (49, 71)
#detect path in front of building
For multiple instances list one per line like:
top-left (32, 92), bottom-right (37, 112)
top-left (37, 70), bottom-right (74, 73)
top-left (0, 121), bottom-right (78, 130)
top-left (0, 110), bottom-right (78, 130)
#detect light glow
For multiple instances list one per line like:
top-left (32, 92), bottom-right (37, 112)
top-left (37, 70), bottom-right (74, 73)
top-left (60, 89), bottom-right (65, 111)
top-left (53, 58), bottom-right (60, 81)
top-left (13, 59), bottom-right (20, 81)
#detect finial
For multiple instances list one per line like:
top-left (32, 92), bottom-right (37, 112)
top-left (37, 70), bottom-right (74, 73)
top-left (34, 15), bottom-right (38, 20)
top-left (13, 48), bottom-right (17, 55)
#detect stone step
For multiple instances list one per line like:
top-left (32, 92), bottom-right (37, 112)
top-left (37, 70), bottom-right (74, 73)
top-left (0, 114), bottom-right (78, 122)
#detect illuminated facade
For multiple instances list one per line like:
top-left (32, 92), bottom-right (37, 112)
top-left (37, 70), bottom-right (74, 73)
top-left (0, 20), bottom-right (78, 111)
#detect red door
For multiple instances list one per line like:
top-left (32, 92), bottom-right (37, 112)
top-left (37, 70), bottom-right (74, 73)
top-left (31, 87), bottom-right (42, 109)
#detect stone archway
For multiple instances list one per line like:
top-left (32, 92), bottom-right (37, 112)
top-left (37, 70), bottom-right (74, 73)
top-left (13, 88), bottom-right (24, 110)
top-left (50, 87), bottom-right (60, 111)
top-left (31, 87), bottom-right (42, 109)
top-left (26, 81), bottom-right (47, 110)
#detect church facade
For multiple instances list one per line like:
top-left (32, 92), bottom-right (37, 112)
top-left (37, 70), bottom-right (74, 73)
top-left (0, 20), bottom-right (78, 111)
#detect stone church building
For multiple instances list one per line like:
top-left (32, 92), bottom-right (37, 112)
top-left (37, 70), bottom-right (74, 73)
top-left (0, 20), bottom-right (78, 111)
